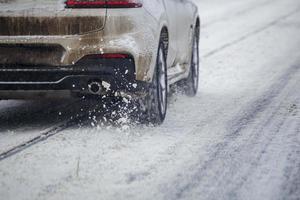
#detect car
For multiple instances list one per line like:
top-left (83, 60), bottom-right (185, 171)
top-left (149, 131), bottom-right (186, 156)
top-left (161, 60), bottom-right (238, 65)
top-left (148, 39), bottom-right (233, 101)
top-left (0, 0), bottom-right (200, 124)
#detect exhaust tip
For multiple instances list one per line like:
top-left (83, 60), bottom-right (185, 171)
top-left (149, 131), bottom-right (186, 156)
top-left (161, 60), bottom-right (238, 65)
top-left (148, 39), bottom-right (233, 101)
top-left (88, 81), bottom-right (102, 95)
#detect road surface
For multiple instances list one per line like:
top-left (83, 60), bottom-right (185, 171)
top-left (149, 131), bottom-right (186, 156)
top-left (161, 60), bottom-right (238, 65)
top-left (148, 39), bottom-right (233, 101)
top-left (0, 0), bottom-right (299, 199)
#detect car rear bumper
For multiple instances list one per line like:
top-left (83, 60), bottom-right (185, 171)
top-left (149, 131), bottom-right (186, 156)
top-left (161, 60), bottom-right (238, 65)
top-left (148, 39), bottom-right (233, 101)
top-left (0, 57), bottom-right (148, 99)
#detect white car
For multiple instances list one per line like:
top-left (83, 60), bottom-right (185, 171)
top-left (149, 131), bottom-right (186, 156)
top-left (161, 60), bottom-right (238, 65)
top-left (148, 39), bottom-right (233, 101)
top-left (0, 0), bottom-right (200, 124)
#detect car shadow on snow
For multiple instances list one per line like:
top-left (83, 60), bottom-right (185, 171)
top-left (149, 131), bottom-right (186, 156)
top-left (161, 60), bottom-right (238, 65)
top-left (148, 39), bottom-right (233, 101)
top-left (0, 85), bottom-right (193, 134)
top-left (0, 97), bottom-right (144, 134)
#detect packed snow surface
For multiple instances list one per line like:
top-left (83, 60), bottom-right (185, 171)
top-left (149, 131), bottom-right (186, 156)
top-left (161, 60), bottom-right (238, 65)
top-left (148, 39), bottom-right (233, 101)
top-left (0, 0), bottom-right (300, 199)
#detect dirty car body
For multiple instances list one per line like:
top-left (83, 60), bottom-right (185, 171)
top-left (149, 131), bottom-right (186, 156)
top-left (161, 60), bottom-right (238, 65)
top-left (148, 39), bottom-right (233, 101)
top-left (0, 0), bottom-right (199, 100)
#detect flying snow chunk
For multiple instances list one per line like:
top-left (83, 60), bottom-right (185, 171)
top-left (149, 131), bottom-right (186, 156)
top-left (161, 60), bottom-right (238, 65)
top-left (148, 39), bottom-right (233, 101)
top-left (102, 81), bottom-right (111, 91)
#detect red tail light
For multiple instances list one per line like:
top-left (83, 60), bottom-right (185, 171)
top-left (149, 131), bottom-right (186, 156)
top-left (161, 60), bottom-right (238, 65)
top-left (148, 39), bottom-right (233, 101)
top-left (65, 0), bottom-right (142, 8)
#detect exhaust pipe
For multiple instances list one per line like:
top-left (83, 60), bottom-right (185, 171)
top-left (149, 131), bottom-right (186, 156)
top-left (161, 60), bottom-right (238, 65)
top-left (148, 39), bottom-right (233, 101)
top-left (88, 81), bottom-right (102, 95)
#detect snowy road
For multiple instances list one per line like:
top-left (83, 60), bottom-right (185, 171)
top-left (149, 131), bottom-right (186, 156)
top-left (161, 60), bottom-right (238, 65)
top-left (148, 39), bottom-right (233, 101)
top-left (0, 0), bottom-right (300, 199)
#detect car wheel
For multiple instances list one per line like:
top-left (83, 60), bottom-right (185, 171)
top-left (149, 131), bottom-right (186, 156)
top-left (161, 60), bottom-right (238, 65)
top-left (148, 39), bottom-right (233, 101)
top-left (136, 40), bottom-right (168, 124)
top-left (182, 26), bottom-right (200, 96)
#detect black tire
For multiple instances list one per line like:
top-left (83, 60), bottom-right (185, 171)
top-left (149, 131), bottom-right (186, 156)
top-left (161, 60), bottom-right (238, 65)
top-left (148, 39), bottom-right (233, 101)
top-left (136, 40), bottom-right (168, 125)
top-left (181, 25), bottom-right (200, 96)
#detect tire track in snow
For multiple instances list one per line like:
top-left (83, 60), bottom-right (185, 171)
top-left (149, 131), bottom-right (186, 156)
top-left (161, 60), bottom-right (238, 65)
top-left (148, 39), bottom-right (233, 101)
top-left (277, 114), bottom-right (300, 200)
top-left (0, 101), bottom-right (93, 162)
top-left (228, 64), bottom-right (300, 136)
top-left (164, 62), bottom-right (300, 199)
top-left (0, 98), bottom-right (89, 155)
top-left (223, 87), bottom-right (300, 199)
top-left (0, 99), bottom-right (124, 161)
top-left (223, 86), bottom-right (300, 199)
top-left (0, 119), bottom-right (76, 161)
top-left (203, 8), bottom-right (300, 58)
top-left (202, 0), bottom-right (274, 28)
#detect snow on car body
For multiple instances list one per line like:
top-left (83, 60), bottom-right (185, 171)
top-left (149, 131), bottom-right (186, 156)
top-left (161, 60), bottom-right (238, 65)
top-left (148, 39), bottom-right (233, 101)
top-left (0, 0), bottom-right (200, 123)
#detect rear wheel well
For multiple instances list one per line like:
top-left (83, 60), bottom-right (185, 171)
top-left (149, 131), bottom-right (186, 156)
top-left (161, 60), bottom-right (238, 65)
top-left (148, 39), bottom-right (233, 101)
top-left (160, 27), bottom-right (169, 58)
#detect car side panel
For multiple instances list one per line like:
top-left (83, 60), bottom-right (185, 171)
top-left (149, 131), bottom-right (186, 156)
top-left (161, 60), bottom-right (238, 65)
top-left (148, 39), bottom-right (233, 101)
top-left (161, 0), bottom-right (178, 69)
top-left (175, 0), bottom-right (197, 66)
